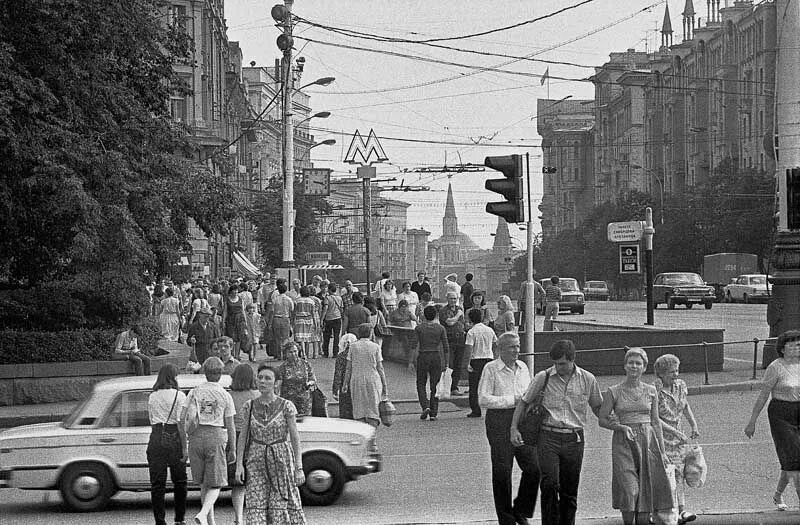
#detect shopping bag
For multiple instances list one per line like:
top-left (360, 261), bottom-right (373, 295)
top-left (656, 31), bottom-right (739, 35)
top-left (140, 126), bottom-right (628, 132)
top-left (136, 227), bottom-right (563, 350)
top-left (436, 367), bottom-right (453, 400)
top-left (683, 444), bottom-right (707, 488)
top-left (379, 398), bottom-right (396, 427)
top-left (310, 387), bottom-right (328, 417)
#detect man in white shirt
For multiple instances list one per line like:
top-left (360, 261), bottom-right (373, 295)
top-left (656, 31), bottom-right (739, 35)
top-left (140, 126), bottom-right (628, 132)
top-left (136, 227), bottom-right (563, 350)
top-left (465, 308), bottom-right (497, 418)
top-left (444, 273), bottom-right (461, 303)
top-left (478, 332), bottom-right (539, 525)
top-left (397, 281), bottom-right (419, 309)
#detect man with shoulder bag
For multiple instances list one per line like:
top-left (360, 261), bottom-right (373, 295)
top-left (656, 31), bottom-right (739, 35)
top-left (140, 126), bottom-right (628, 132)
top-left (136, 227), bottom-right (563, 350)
top-left (478, 332), bottom-right (538, 525)
top-left (511, 340), bottom-right (604, 525)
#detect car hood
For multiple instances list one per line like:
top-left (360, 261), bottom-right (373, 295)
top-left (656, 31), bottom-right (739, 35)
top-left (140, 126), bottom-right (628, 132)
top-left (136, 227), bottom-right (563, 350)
top-left (0, 422), bottom-right (64, 442)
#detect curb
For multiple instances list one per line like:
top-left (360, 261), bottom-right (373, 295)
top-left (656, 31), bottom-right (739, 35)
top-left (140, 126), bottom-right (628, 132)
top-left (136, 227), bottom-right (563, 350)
top-left (688, 380), bottom-right (761, 395)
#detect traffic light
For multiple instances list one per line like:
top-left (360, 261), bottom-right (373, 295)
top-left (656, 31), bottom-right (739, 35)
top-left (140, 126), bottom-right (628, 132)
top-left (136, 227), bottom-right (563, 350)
top-left (788, 167), bottom-right (800, 230)
top-left (542, 166), bottom-right (557, 174)
top-left (484, 154), bottom-right (525, 223)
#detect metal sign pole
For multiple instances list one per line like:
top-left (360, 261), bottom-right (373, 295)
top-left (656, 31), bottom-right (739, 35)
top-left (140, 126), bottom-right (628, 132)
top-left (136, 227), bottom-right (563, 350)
top-left (644, 208), bottom-right (655, 325)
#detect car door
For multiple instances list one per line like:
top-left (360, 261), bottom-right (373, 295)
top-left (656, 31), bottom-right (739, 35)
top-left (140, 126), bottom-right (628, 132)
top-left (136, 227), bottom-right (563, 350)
top-left (96, 389), bottom-right (153, 489)
top-left (731, 276), bottom-right (747, 301)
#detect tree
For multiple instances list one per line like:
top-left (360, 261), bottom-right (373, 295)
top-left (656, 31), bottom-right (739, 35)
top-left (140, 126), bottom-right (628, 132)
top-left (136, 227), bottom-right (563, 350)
top-left (0, 0), bottom-right (239, 284)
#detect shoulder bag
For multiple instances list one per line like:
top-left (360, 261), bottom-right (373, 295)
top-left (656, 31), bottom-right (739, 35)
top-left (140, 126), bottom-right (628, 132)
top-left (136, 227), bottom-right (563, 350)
top-left (518, 368), bottom-right (551, 446)
top-left (159, 391), bottom-right (182, 459)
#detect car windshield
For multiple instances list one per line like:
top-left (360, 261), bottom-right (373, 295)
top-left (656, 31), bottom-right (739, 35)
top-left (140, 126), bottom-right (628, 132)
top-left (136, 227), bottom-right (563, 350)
top-left (750, 276), bottom-right (766, 285)
top-left (559, 279), bottom-right (580, 292)
top-left (663, 273), bottom-right (704, 285)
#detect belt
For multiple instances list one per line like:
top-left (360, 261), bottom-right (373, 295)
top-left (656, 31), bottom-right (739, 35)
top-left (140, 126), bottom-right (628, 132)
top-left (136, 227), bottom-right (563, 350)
top-left (542, 424), bottom-right (581, 434)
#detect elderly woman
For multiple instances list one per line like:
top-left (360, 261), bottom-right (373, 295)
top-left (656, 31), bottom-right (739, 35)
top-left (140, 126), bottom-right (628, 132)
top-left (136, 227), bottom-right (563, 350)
top-left (159, 287), bottom-right (183, 342)
top-left (293, 286), bottom-right (317, 359)
top-left (493, 295), bottom-right (516, 337)
top-left (654, 354), bottom-right (700, 525)
top-left (745, 329), bottom-right (800, 511)
top-left (599, 348), bottom-right (676, 525)
top-left (343, 323), bottom-right (388, 427)
top-left (276, 342), bottom-right (317, 415)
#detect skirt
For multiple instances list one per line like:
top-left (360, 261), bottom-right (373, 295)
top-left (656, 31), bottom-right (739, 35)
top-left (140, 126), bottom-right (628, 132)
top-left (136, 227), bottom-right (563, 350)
top-left (768, 399), bottom-right (800, 471)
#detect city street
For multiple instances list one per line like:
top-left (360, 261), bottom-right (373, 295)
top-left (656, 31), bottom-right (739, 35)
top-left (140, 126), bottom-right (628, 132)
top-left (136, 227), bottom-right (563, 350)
top-left (0, 388), bottom-right (794, 524)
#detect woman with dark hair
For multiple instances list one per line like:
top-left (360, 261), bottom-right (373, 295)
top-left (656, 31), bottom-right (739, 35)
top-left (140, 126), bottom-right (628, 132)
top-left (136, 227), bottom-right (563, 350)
top-left (343, 323), bottom-right (388, 427)
top-left (152, 284), bottom-right (165, 317)
top-left (223, 285), bottom-right (248, 361)
top-left (147, 363), bottom-right (187, 525)
top-left (207, 283), bottom-right (223, 313)
top-left (332, 334), bottom-right (357, 419)
top-left (188, 287), bottom-right (210, 326)
top-left (276, 342), bottom-right (317, 415)
top-left (228, 364), bottom-right (260, 525)
top-left (236, 364), bottom-right (306, 525)
top-left (270, 281), bottom-right (294, 360)
top-left (466, 291), bottom-right (493, 330)
top-left (159, 287), bottom-right (183, 342)
top-left (745, 329), bottom-right (800, 511)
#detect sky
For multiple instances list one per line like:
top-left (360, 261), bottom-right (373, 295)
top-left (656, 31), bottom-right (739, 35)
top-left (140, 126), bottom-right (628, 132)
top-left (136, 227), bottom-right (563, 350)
top-left (224, 0), bottom-right (679, 248)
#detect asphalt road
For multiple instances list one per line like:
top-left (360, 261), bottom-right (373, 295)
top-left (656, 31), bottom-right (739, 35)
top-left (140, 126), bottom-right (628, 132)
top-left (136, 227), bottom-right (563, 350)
top-left (570, 300), bottom-right (770, 368)
top-left (1, 389), bottom-right (795, 524)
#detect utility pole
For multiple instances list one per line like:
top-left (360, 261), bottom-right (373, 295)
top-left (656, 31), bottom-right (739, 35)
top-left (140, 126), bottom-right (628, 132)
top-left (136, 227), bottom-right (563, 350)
top-left (766, 0), bottom-right (800, 363)
top-left (275, 0), bottom-right (295, 267)
top-left (357, 166), bottom-right (376, 286)
top-left (524, 153), bottom-right (535, 371)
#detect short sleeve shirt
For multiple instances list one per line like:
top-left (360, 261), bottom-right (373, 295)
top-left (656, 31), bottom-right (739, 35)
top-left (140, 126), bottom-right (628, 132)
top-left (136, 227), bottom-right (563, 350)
top-left (524, 365), bottom-right (602, 429)
top-left (465, 323), bottom-right (497, 360)
top-left (186, 382), bottom-right (235, 427)
top-left (149, 388), bottom-right (186, 424)
top-left (763, 358), bottom-right (800, 401)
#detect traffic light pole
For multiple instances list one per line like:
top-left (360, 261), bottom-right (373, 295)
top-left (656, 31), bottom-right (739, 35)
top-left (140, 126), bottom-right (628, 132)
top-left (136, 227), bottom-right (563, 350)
top-left (524, 153), bottom-right (535, 370)
top-left (765, 0), bottom-right (800, 364)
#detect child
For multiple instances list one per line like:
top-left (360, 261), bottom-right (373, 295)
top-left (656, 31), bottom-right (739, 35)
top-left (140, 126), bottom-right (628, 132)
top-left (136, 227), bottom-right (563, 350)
top-left (244, 303), bottom-right (262, 362)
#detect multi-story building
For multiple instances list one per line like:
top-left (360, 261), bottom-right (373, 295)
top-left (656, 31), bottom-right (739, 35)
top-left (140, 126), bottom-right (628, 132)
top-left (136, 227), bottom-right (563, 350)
top-left (540, 0), bottom-right (777, 241)
top-left (537, 99), bottom-right (595, 238)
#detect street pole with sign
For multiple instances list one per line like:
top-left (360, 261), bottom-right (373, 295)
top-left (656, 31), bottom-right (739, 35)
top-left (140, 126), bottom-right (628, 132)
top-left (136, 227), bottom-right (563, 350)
top-left (608, 216), bottom-right (653, 325)
top-left (643, 208), bottom-right (655, 325)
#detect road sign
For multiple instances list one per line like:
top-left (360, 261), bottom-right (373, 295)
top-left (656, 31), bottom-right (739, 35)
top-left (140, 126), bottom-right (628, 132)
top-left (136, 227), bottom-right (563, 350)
top-left (344, 129), bottom-right (388, 164)
top-left (607, 221), bottom-right (644, 242)
top-left (619, 244), bottom-right (640, 274)
top-left (306, 252), bottom-right (331, 265)
top-left (357, 165), bottom-right (376, 179)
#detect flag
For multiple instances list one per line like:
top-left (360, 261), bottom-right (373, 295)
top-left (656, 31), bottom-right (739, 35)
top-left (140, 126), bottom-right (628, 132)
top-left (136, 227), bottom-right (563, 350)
top-left (540, 67), bottom-right (549, 86)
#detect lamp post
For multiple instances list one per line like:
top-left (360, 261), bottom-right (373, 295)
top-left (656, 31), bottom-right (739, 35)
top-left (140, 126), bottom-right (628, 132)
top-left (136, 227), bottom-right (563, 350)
top-left (630, 164), bottom-right (665, 225)
top-left (281, 73), bottom-right (335, 268)
top-left (296, 110), bottom-right (331, 129)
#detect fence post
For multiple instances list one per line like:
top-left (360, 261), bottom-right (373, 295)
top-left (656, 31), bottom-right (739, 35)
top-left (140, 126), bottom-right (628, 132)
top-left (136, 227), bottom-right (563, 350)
top-left (702, 341), bottom-right (710, 386)
top-left (752, 338), bottom-right (760, 380)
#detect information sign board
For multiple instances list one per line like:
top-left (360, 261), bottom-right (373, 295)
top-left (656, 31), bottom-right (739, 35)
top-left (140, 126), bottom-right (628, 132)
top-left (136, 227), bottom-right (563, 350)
top-left (619, 244), bottom-right (641, 274)
top-left (607, 221), bottom-right (644, 242)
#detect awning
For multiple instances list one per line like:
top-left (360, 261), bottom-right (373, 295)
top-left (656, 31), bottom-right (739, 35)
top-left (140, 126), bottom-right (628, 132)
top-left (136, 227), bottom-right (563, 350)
top-left (232, 250), bottom-right (262, 278)
top-left (299, 264), bottom-right (344, 270)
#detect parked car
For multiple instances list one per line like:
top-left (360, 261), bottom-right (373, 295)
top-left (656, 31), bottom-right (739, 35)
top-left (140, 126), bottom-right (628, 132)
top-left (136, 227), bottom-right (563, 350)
top-left (0, 374), bottom-right (381, 511)
top-left (723, 274), bottom-right (771, 303)
top-left (583, 280), bottom-right (610, 301)
top-left (652, 272), bottom-right (715, 310)
top-left (536, 277), bottom-right (585, 314)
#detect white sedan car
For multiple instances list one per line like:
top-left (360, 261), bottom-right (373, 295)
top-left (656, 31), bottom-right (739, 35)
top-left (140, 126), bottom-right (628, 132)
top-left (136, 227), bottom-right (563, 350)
top-left (723, 274), bottom-right (771, 303)
top-left (0, 374), bottom-right (381, 511)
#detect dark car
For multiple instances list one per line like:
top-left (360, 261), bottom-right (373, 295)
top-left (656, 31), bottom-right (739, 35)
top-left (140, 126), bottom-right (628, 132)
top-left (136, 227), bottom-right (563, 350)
top-left (535, 278), bottom-right (585, 314)
top-left (652, 272), bottom-right (715, 310)
top-left (583, 280), bottom-right (610, 301)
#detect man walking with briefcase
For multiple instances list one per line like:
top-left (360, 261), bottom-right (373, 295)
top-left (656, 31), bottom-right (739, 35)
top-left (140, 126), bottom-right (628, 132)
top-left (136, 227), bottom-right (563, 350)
top-left (511, 339), bottom-right (604, 525)
top-left (478, 332), bottom-right (539, 525)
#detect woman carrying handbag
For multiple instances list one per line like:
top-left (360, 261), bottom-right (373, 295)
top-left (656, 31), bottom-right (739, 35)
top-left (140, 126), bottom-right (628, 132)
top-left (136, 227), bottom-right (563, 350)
top-left (147, 364), bottom-right (188, 525)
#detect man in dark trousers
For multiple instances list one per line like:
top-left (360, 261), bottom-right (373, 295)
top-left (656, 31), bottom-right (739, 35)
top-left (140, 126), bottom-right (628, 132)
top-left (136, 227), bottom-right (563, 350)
top-left (187, 305), bottom-right (221, 365)
top-left (478, 332), bottom-right (538, 525)
top-left (439, 291), bottom-right (466, 395)
top-left (461, 272), bottom-right (475, 310)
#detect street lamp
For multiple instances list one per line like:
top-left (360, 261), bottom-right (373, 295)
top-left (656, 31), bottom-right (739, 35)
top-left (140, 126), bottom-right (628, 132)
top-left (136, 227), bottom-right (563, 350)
top-left (630, 164), bottom-right (665, 225)
top-left (282, 75), bottom-right (336, 267)
top-left (296, 111), bottom-right (331, 128)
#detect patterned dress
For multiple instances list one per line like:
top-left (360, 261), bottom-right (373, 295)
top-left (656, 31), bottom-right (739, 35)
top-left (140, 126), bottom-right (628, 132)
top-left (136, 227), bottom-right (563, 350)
top-left (224, 296), bottom-right (248, 344)
top-left (347, 339), bottom-right (383, 422)
top-left (159, 296), bottom-right (182, 342)
top-left (655, 378), bottom-right (690, 469)
top-left (243, 397), bottom-right (306, 525)
top-left (277, 359), bottom-right (315, 415)
top-left (332, 348), bottom-right (353, 419)
top-left (292, 297), bottom-right (316, 343)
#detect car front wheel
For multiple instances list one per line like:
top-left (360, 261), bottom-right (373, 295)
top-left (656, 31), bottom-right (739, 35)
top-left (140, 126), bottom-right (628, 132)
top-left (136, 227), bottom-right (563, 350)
top-left (743, 294), bottom-right (749, 304)
top-left (724, 292), bottom-right (732, 303)
top-left (705, 302), bottom-right (713, 310)
top-left (59, 462), bottom-right (116, 512)
top-left (300, 453), bottom-right (346, 506)
top-left (667, 296), bottom-right (675, 310)
top-left (686, 303), bottom-right (693, 309)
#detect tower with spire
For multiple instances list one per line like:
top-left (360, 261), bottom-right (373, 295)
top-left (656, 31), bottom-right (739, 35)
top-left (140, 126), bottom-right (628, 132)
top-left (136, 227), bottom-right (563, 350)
top-left (661, 3), bottom-right (674, 50)
top-left (682, 0), bottom-right (696, 41)
top-left (485, 217), bottom-right (514, 300)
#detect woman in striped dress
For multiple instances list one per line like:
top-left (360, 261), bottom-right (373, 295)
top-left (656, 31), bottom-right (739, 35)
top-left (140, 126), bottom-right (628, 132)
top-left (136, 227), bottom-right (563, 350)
top-left (292, 286), bottom-right (316, 359)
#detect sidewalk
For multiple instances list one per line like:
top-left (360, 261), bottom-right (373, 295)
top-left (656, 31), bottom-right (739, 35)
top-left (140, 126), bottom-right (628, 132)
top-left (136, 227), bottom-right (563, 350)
top-left (0, 347), bottom-right (766, 429)
top-left (406, 511), bottom-right (800, 524)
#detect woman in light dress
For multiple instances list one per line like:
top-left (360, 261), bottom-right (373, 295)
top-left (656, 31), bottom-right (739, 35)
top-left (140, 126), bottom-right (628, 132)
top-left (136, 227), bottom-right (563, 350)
top-left (342, 323), bottom-right (388, 428)
top-left (159, 287), bottom-right (183, 342)
top-left (599, 347), bottom-right (676, 525)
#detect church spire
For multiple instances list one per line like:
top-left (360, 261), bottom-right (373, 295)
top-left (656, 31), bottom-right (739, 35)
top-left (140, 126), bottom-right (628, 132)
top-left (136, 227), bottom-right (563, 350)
top-left (661, 4), bottom-right (673, 48)
top-left (682, 0), bottom-right (695, 41)
top-left (491, 217), bottom-right (512, 255)
top-left (442, 182), bottom-right (459, 237)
